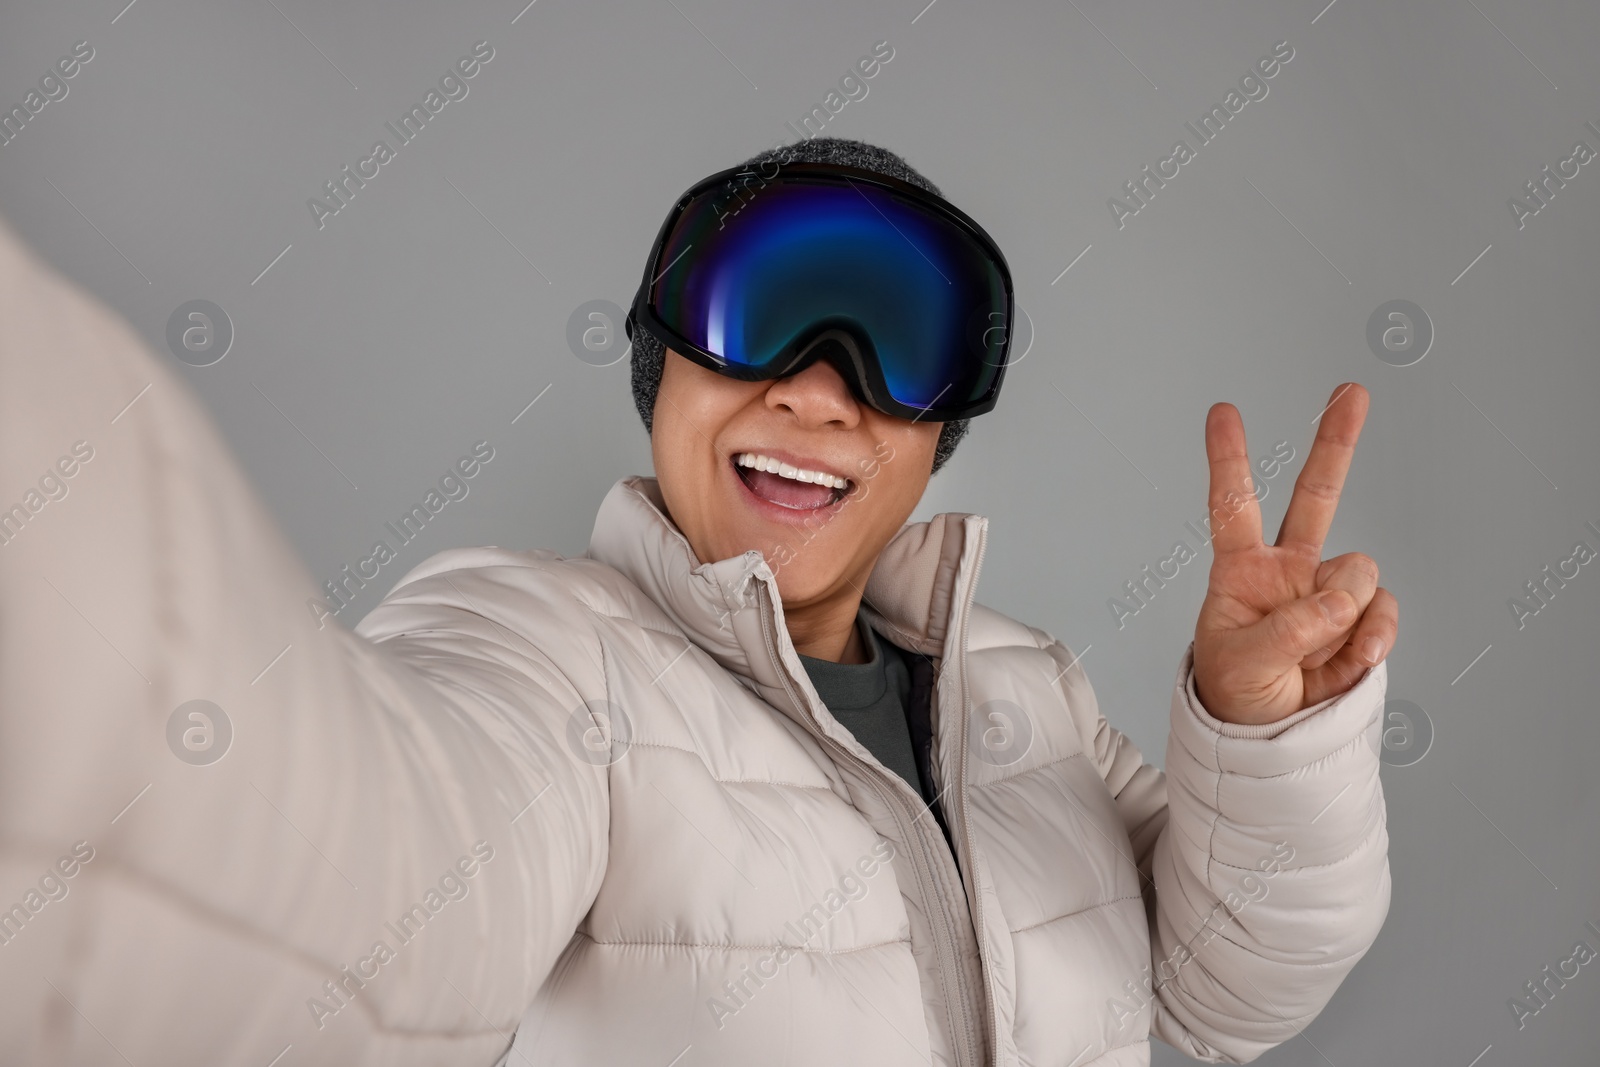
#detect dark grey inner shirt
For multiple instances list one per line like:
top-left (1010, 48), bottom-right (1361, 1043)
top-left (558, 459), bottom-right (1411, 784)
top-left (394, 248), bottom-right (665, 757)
top-left (796, 617), bottom-right (933, 805)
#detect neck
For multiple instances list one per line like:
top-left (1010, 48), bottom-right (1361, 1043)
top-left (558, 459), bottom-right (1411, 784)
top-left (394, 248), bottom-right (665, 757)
top-left (785, 583), bottom-right (870, 664)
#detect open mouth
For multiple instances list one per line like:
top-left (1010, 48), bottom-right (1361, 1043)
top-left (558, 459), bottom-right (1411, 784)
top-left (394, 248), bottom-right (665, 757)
top-left (731, 452), bottom-right (853, 511)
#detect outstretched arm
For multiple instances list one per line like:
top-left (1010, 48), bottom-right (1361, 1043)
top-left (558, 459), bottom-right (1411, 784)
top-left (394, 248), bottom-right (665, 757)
top-left (0, 217), bottom-right (606, 1065)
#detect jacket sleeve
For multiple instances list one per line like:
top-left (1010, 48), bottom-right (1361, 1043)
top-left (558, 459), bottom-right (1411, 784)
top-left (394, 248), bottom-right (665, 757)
top-left (0, 216), bottom-right (608, 1065)
top-left (1057, 638), bottom-right (1390, 1064)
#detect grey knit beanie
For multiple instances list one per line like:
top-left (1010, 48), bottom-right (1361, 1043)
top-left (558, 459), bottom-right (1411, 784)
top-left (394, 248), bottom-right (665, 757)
top-left (629, 136), bottom-right (971, 475)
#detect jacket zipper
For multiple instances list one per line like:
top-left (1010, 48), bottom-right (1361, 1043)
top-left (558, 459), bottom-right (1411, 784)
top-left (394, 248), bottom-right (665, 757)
top-left (951, 520), bottom-right (998, 1066)
top-left (755, 581), bottom-right (980, 1067)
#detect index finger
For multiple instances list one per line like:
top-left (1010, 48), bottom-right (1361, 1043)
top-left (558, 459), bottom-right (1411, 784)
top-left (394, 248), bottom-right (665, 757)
top-left (1204, 401), bottom-right (1264, 554)
top-left (1275, 382), bottom-right (1370, 551)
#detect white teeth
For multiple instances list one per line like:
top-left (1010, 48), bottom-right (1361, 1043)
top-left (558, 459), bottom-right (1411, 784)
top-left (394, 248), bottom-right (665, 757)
top-left (735, 452), bottom-right (848, 490)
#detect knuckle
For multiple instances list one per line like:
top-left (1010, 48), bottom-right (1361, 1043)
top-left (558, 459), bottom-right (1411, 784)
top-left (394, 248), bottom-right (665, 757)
top-left (1294, 478), bottom-right (1341, 501)
top-left (1349, 553), bottom-right (1379, 583)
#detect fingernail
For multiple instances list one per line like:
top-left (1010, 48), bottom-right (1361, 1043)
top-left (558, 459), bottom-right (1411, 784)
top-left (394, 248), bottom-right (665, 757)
top-left (1361, 637), bottom-right (1385, 663)
top-left (1319, 591), bottom-right (1355, 626)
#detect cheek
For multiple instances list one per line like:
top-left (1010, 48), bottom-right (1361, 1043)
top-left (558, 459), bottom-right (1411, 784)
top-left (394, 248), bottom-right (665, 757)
top-left (650, 411), bottom-right (720, 529)
top-left (651, 357), bottom-right (769, 556)
top-left (655, 352), bottom-right (765, 434)
top-left (652, 358), bottom-right (738, 481)
top-left (843, 421), bottom-right (939, 526)
top-left (863, 417), bottom-right (940, 490)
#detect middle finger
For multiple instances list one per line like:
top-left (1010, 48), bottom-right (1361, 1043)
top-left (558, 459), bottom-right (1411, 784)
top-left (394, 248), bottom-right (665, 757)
top-left (1275, 383), bottom-right (1369, 553)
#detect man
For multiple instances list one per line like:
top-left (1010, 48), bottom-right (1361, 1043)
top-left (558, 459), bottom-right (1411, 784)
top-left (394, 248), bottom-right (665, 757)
top-left (0, 137), bottom-right (1395, 1066)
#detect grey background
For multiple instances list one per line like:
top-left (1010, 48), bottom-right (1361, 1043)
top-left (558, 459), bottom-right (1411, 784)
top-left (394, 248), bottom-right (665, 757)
top-left (3, 0), bottom-right (1597, 1062)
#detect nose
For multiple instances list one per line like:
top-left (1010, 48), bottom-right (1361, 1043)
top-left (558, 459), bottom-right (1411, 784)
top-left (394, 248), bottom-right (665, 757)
top-left (763, 355), bottom-right (863, 430)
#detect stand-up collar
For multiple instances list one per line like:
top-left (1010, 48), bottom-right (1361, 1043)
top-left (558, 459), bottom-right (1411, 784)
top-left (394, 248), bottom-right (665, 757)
top-left (584, 477), bottom-right (985, 691)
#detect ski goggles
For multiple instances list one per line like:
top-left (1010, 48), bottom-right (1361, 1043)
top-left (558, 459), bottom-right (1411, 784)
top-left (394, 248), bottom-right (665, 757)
top-left (626, 160), bottom-right (1015, 422)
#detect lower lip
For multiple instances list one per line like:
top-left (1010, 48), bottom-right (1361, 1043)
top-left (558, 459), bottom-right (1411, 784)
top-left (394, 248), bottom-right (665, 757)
top-left (728, 460), bottom-right (850, 527)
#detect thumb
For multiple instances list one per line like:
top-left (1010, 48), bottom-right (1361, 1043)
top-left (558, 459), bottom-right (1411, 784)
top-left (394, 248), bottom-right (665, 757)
top-left (1244, 589), bottom-right (1357, 666)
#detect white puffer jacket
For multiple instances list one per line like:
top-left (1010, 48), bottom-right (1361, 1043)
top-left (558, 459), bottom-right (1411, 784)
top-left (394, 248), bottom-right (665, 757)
top-left (0, 216), bottom-right (1389, 1066)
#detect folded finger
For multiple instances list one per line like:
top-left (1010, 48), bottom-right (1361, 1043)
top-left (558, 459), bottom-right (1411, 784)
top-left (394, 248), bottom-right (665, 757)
top-left (1304, 587), bottom-right (1399, 705)
top-left (1299, 553), bottom-right (1380, 670)
top-left (1244, 585), bottom-right (1360, 671)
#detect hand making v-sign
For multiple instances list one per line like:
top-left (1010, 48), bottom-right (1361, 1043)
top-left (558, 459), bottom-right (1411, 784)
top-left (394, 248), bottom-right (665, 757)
top-left (1193, 382), bottom-right (1400, 725)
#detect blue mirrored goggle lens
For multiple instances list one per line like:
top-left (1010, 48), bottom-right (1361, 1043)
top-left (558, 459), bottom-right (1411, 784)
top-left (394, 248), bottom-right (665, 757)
top-left (649, 179), bottom-right (1007, 411)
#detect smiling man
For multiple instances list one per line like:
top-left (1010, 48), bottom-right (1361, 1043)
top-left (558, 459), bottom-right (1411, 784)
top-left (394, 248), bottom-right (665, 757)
top-left (0, 137), bottom-right (1395, 1066)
